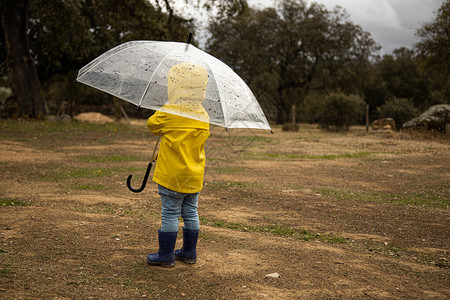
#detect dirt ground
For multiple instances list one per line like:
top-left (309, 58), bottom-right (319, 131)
top-left (0, 118), bottom-right (449, 299)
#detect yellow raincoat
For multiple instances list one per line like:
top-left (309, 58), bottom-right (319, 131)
top-left (147, 63), bottom-right (210, 193)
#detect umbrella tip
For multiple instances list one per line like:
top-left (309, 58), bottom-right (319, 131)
top-left (186, 32), bottom-right (193, 45)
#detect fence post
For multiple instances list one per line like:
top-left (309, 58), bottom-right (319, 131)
top-left (365, 104), bottom-right (370, 133)
top-left (292, 104), bottom-right (296, 131)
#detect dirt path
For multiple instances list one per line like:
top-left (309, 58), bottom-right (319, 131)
top-left (0, 120), bottom-right (449, 299)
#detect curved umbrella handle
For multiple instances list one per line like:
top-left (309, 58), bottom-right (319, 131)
top-left (127, 161), bottom-right (153, 193)
top-left (126, 135), bottom-right (161, 193)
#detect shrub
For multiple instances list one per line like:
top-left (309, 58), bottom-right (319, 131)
top-left (299, 93), bottom-right (326, 123)
top-left (377, 98), bottom-right (419, 129)
top-left (317, 93), bottom-right (365, 132)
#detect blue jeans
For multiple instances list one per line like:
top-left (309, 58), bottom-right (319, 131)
top-left (158, 185), bottom-right (200, 232)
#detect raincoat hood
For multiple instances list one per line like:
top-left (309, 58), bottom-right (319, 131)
top-left (162, 62), bottom-right (209, 123)
top-left (168, 62), bottom-right (208, 104)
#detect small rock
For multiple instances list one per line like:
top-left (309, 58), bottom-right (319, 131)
top-left (372, 118), bottom-right (396, 131)
top-left (180, 292), bottom-right (186, 297)
top-left (265, 272), bottom-right (280, 278)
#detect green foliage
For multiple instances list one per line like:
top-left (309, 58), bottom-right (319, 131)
top-left (317, 93), bottom-right (366, 131)
top-left (416, 0), bottom-right (450, 99)
top-left (202, 0), bottom-right (248, 21)
top-left (377, 98), bottom-right (419, 128)
top-left (207, 0), bottom-right (379, 124)
top-left (0, 0), bottom-right (193, 117)
top-left (2, 0), bottom-right (446, 122)
top-left (28, 0), bottom-right (191, 82)
top-left (299, 92), bottom-right (327, 123)
top-left (375, 48), bottom-right (429, 109)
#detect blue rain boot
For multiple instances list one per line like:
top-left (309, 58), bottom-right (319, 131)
top-left (147, 230), bottom-right (177, 268)
top-left (174, 227), bottom-right (199, 264)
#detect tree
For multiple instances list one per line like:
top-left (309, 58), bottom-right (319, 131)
top-left (27, 0), bottom-right (191, 83)
top-left (375, 48), bottom-right (429, 108)
top-left (0, 0), bottom-right (250, 118)
top-left (317, 93), bottom-right (365, 132)
top-left (1, 0), bottom-right (196, 118)
top-left (416, 0), bottom-right (450, 100)
top-left (150, 0), bottom-right (248, 21)
top-left (206, 0), bottom-right (379, 124)
top-left (1, 0), bottom-right (45, 118)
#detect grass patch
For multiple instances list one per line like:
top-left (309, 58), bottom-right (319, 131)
top-left (77, 155), bottom-right (142, 163)
top-left (200, 217), bottom-right (347, 244)
top-left (245, 151), bottom-right (372, 161)
top-left (205, 181), bottom-right (259, 191)
top-left (72, 184), bottom-right (107, 191)
top-left (208, 166), bottom-right (246, 173)
top-left (0, 198), bottom-right (30, 206)
top-left (57, 168), bottom-right (112, 180)
top-left (0, 265), bottom-right (13, 278)
top-left (361, 241), bottom-right (404, 259)
top-left (0, 119), bottom-right (151, 149)
top-left (316, 188), bottom-right (450, 209)
top-left (40, 165), bottom-right (140, 181)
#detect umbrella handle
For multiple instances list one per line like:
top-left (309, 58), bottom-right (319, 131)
top-left (127, 162), bottom-right (152, 193)
top-left (126, 135), bottom-right (161, 193)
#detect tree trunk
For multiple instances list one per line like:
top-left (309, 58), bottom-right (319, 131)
top-left (276, 85), bottom-right (286, 124)
top-left (1, 0), bottom-right (45, 118)
top-left (291, 104), bottom-right (296, 131)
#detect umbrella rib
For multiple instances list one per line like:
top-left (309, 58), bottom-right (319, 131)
top-left (137, 46), bottom-right (182, 108)
top-left (208, 71), bottom-right (228, 129)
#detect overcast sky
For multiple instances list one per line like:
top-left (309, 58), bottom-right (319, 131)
top-left (248, 0), bottom-right (443, 54)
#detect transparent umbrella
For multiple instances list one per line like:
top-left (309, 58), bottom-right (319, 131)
top-left (76, 36), bottom-right (271, 131)
top-left (76, 34), bottom-right (271, 192)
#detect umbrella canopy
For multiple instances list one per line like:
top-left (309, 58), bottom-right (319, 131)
top-left (76, 40), bottom-right (271, 131)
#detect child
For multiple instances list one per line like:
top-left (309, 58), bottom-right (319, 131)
top-left (146, 62), bottom-right (210, 268)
